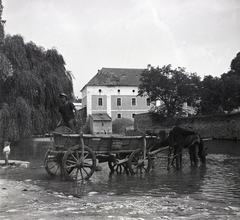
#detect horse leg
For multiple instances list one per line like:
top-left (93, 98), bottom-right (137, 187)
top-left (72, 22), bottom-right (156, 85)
top-left (178, 151), bottom-right (184, 169)
top-left (198, 137), bottom-right (206, 163)
top-left (194, 144), bottom-right (199, 165)
top-left (180, 152), bottom-right (183, 168)
top-left (171, 156), bottom-right (175, 166)
top-left (189, 146), bottom-right (196, 166)
top-left (171, 146), bottom-right (177, 166)
top-left (189, 147), bottom-right (193, 165)
top-left (190, 144), bottom-right (198, 166)
top-left (176, 153), bottom-right (180, 170)
top-left (167, 146), bottom-right (172, 170)
top-left (175, 147), bottom-right (182, 170)
top-left (171, 149), bottom-right (175, 166)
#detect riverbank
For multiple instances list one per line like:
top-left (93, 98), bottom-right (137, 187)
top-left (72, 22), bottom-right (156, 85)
top-left (0, 178), bottom-right (239, 220)
top-left (0, 160), bottom-right (30, 167)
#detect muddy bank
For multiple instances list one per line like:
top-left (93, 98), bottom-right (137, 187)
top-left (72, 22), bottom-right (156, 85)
top-left (0, 178), bottom-right (239, 220)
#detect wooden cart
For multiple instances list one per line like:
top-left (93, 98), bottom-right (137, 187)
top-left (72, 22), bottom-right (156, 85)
top-left (44, 126), bottom-right (168, 181)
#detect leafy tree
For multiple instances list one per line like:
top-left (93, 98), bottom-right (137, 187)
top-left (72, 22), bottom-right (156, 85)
top-left (199, 75), bottom-right (223, 115)
top-left (138, 65), bottom-right (201, 117)
top-left (0, 34), bottom-right (74, 142)
top-left (230, 52), bottom-right (240, 74)
top-left (0, 52), bottom-right (13, 104)
top-left (220, 52), bottom-right (240, 112)
top-left (221, 71), bottom-right (240, 112)
top-left (112, 118), bottom-right (133, 134)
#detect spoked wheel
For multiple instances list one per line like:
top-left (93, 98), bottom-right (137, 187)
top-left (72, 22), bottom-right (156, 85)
top-left (128, 148), bottom-right (152, 175)
top-left (62, 145), bottom-right (96, 181)
top-left (108, 153), bottom-right (129, 174)
top-left (108, 161), bottom-right (128, 174)
top-left (44, 149), bottom-right (62, 176)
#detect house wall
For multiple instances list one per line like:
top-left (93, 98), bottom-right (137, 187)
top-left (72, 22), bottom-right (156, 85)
top-left (91, 121), bottom-right (112, 134)
top-left (89, 115), bottom-right (93, 133)
top-left (92, 95), bottom-right (108, 113)
top-left (82, 85), bottom-right (153, 121)
top-left (81, 89), bottom-right (87, 107)
top-left (111, 95), bottom-right (151, 121)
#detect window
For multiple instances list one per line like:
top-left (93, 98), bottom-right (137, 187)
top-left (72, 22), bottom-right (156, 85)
top-left (132, 113), bottom-right (136, 118)
top-left (117, 98), bottom-right (121, 106)
top-left (117, 113), bottom-right (122, 118)
top-left (98, 98), bottom-right (103, 106)
top-left (132, 98), bottom-right (136, 106)
top-left (146, 98), bottom-right (151, 106)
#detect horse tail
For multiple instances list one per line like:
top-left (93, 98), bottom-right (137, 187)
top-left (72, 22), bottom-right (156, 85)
top-left (198, 136), bottom-right (206, 163)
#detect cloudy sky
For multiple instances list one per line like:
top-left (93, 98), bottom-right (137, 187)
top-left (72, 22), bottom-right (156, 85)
top-left (3, 0), bottom-right (240, 97)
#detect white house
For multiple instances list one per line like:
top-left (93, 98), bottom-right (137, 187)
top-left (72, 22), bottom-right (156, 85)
top-left (81, 67), bottom-right (154, 121)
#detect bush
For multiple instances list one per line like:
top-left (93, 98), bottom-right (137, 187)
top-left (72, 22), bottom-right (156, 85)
top-left (112, 118), bottom-right (133, 134)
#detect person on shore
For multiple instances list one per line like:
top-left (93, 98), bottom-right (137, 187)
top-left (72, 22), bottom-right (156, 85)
top-left (3, 141), bottom-right (10, 166)
top-left (57, 93), bottom-right (77, 133)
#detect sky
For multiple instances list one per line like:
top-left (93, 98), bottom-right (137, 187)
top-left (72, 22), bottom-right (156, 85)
top-left (2, 0), bottom-right (240, 98)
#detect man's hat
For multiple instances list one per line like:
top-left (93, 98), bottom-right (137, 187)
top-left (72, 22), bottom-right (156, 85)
top-left (59, 93), bottom-right (68, 98)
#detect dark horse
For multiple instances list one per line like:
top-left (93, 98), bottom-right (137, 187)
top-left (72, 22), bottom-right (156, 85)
top-left (153, 126), bottom-right (207, 170)
top-left (168, 126), bottom-right (206, 169)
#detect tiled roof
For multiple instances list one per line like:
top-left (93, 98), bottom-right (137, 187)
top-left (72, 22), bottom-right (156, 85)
top-left (83, 67), bottom-right (145, 88)
top-left (90, 113), bottom-right (112, 121)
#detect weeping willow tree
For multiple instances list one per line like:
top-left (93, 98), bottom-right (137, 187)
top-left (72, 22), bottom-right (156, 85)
top-left (0, 34), bottom-right (74, 142)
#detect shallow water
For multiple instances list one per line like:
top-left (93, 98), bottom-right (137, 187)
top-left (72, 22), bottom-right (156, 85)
top-left (1, 138), bottom-right (240, 206)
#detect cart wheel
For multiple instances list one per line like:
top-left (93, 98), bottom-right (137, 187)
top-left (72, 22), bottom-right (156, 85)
top-left (62, 145), bottom-right (96, 181)
top-left (128, 149), bottom-right (152, 175)
top-left (108, 160), bottom-right (128, 174)
top-left (44, 149), bottom-right (62, 176)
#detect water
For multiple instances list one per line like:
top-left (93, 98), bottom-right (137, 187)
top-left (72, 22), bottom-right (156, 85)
top-left (1, 138), bottom-right (240, 206)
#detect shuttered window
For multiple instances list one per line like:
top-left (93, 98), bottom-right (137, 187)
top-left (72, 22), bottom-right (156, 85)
top-left (98, 98), bottom-right (103, 106)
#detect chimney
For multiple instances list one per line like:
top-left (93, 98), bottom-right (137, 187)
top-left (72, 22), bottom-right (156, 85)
top-left (147, 64), bottom-right (151, 71)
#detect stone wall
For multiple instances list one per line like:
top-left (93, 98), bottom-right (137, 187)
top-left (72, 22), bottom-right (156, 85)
top-left (134, 112), bottom-right (240, 140)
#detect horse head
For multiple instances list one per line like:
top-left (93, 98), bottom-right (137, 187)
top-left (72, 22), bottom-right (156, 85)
top-left (156, 130), bottom-right (166, 141)
top-left (149, 129), bottom-right (169, 151)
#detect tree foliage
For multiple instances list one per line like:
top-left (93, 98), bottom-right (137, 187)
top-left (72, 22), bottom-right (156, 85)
top-left (221, 71), bottom-right (240, 112)
top-left (138, 65), bottom-right (201, 117)
top-left (199, 52), bottom-right (240, 114)
top-left (230, 52), bottom-right (240, 74)
top-left (199, 75), bottom-right (223, 115)
top-left (219, 52), bottom-right (240, 113)
top-left (0, 34), bottom-right (74, 142)
top-left (138, 52), bottom-right (240, 116)
top-left (112, 118), bottom-right (133, 134)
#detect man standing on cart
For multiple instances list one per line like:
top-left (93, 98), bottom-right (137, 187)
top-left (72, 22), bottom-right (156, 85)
top-left (57, 93), bottom-right (77, 133)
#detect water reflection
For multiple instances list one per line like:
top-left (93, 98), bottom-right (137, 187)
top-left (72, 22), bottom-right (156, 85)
top-left (1, 138), bottom-right (240, 205)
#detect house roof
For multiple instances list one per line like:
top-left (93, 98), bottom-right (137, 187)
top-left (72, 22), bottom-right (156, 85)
top-left (90, 113), bottom-right (112, 121)
top-left (81, 67), bottom-right (145, 91)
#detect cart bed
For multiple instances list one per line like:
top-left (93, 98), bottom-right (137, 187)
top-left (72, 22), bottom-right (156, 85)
top-left (53, 133), bottom-right (157, 153)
